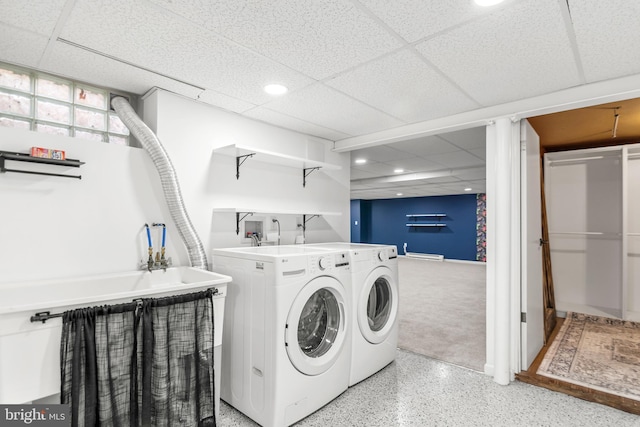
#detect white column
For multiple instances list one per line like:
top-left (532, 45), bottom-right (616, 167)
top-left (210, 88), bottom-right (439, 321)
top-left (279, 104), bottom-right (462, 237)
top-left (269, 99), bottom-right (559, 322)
top-left (493, 117), bottom-right (514, 385)
top-left (484, 124), bottom-right (496, 376)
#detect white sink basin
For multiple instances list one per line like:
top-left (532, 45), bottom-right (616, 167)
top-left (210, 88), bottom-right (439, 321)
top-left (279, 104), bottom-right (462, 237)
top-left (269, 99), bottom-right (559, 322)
top-left (0, 267), bottom-right (232, 404)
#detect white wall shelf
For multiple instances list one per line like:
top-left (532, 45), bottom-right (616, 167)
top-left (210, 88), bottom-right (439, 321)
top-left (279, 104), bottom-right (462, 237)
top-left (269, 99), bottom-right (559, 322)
top-left (405, 223), bottom-right (447, 227)
top-left (406, 213), bottom-right (446, 218)
top-left (213, 143), bottom-right (341, 187)
top-left (212, 207), bottom-right (341, 235)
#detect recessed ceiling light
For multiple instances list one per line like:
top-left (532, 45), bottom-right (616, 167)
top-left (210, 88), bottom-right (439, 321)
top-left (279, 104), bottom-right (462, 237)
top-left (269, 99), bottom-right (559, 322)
top-left (355, 158), bottom-right (367, 165)
top-left (264, 83), bottom-right (288, 95)
top-left (464, 187), bottom-right (473, 192)
top-left (396, 193), bottom-right (403, 196)
top-left (394, 168), bottom-right (404, 173)
top-left (474, 0), bottom-right (505, 6)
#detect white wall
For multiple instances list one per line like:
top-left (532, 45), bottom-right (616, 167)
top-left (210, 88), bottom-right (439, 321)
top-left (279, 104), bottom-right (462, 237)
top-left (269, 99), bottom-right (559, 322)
top-left (144, 89), bottom-right (350, 257)
top-left (0, 89), bottom-right (350, 284)
top-left (0, 126), bottom-right (170, 283)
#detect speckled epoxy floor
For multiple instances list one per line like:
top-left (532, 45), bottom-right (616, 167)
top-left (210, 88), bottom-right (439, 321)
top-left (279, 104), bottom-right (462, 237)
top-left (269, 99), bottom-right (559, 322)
top-left (218, 349), bottom-right (640, 427)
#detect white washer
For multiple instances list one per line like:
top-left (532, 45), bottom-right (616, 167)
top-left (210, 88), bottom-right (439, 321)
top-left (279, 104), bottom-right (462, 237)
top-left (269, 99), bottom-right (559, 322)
top-left (211, 245), bottom-right (351, 427)
top-left (306, 243), bottom-right (399, 386)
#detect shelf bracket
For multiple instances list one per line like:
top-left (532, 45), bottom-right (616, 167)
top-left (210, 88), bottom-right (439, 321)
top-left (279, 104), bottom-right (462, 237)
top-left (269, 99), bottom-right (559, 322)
top-left (236, 153), bottom-right (256, 180)
top-left (302, 214), bottom-right (320, 238)
top-left (302, 167), bottom-right (321, 188)
top-left (236, 212), bottom-right (254, 235)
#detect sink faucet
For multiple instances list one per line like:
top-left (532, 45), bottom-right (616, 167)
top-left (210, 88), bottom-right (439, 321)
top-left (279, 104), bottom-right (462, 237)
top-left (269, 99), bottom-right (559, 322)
top-left (153, 223), bottom-right (169, 271)
top-left (142, 223), bottom-right (172, 271)
top-left (145, 223), bottom-right (154, 272)
top-left (272, 218), bottom-right (281, 245)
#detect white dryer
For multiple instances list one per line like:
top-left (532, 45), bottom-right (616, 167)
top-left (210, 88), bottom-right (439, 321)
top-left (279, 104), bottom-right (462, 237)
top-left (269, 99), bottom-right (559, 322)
top-left (306, 243), bottom-right (399, 386)
top-left (211, 245), bottom-right (351, 427)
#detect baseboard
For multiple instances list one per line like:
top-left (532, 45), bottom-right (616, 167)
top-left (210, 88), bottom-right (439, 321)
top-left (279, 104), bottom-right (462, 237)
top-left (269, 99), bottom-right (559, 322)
top-left (484, 363), bottom-right (494, 376)
top-left (405, 252), bottom-right (444, 261)
top-left (399, 255), bottom-right (486, 265)
top-left (445, 259), bottom-right (486, 265)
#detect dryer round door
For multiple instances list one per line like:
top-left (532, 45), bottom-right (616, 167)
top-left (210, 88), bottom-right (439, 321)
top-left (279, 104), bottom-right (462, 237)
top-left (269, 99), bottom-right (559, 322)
top-left (285, 276), bottom-right (347, 376)
top-left (357, 266), bottom-right (398, 344)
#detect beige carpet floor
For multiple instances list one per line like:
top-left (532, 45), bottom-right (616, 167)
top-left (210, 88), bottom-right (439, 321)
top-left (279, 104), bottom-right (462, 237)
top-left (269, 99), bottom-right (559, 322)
top-left (537, 312), bottom-right (640, 400)
top-left (397, 257), bottom-right (486, 371)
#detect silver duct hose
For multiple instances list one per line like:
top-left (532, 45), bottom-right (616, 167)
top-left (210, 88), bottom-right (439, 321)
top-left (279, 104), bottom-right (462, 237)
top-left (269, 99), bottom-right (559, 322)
top-left (111, 96), bottom-right (208, 270)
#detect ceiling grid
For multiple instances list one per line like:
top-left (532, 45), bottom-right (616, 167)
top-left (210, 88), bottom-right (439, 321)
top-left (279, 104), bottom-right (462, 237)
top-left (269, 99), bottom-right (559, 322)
top-left (1, 0), bottom-right (639, 198)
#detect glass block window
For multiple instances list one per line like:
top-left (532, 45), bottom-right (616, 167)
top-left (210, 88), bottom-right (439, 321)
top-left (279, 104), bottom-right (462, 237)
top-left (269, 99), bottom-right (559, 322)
top-left (0, 62), bottom-right (132, 145)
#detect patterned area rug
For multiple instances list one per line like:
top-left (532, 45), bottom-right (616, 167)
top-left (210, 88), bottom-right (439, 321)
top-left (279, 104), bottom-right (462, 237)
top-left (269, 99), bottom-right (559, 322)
top-left (537, 312), bottom-right (640, 400)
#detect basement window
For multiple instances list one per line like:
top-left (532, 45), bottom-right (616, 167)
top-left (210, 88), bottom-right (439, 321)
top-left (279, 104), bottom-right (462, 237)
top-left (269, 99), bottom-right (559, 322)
top-left (0, 62), bottom-right (133, 146)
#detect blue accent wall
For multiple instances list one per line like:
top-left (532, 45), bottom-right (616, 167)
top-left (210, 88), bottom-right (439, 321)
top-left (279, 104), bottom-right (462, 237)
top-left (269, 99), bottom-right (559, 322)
top-left (351, 194), bottom-right (478, 261)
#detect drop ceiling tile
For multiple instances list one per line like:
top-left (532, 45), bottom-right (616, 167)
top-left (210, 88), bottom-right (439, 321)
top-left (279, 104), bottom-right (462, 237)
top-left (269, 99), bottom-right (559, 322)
top-left (455, 168), bottom-right (487, 180)
top-left (416, 0), bottom-right (581, 106)
top-left (438, 127), bottom-right (486, 150)
top-left (427, 151), bottom-right (485, 168)
top-left (326, 49), bottom-right (478, 123)
top-left (351, 169), bottom-right (379, 180)
top-left (463, 180), bottom-right (487, 193)
top-left (352, 162), bottom-right (398, 176)
top-left (351, 161), bottom-right (382, 172)
top-left (383, 156), bottom-right (444, 173)
top-left (59, 0), bottom-right (314, 104)
top-left (438, 183), bottom-right (477, 193)
top-left (150, 0), bottom-right (402, 79)
top-left (408, 184), bottom-right (454, 194)
top-left (196, 90), bottom-right (257, 114)
top-left (391, 135), bottom-right (461, 156)
top-left (41, 42), bottom-right (202, 98)
top-left (468, 147), bottom-right (486, 160)
top-left (351, 145), bottom-right (415, 162)
top-left (414, 176), bottom-right (461, 185)
top-left (569, 0), bottom-right (640, 82)
top-left (0, 0), bottom-right (66, 36)
top-left (264, 84), bottom-right (404, 136)
top-left (350, 182), bottom-right (373, 191)
top-left (0, 25), bottom-right (49, 68)
top-left (359, 0), bottom-right (493, 43)
top-left (243, 107), bottom-right (350, 141)
top-left (368, 181), bottom-right (407, 189)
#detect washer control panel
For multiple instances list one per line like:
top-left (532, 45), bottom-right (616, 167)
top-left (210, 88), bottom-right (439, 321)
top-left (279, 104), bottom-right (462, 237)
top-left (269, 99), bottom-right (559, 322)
top-left (309, 252), bottom-right (350, 274)
top-left (373, 246), bottom-right (398, 264)
top-left (318, 256), bottom-right (331, 270)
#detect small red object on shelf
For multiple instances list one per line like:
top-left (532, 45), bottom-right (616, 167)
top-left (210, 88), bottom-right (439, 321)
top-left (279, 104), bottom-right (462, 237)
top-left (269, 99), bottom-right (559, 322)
top-left (30, 147), bottom-right (65, 160)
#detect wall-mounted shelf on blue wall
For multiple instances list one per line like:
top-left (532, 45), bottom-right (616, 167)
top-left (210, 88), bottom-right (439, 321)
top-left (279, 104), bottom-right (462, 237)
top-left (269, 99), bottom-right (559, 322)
top-left (406, 213), bottom-right (446, 218)
top-left (406, 213), bottom-right (447, 230)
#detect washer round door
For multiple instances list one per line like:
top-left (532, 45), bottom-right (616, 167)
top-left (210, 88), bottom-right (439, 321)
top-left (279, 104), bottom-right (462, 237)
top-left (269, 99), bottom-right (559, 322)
top-left (285, 276), bottom-right (347, 376)
top-left (357, 266), bottom-right (398, 344)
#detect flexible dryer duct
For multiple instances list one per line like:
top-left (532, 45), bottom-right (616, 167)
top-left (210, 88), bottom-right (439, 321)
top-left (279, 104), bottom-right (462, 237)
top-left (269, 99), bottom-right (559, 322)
top-left (111, 96), bottom-right (208, 270)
